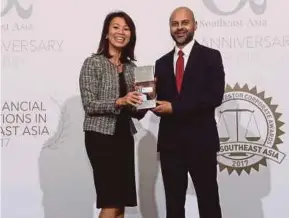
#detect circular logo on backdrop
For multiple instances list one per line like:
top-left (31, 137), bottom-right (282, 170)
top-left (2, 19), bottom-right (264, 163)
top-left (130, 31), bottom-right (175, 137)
top-left (1, 0), bottom-right (33, 19)
top-left (202, 0), bottom-right (267, 15)
top-left (216, 83), bottom-right (286, 175)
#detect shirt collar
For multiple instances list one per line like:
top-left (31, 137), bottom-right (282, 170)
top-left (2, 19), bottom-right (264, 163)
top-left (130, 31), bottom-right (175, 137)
top-left (174, 38), bottom-right (195, 57)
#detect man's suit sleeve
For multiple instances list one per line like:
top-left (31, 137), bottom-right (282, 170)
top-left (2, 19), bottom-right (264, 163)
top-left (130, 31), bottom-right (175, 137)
top-left (149, 60), bottom-right (163, 117)
top-left (171, 50), bottom-right (225, 115)
top-left (154, 60), bottom-right (160, 98)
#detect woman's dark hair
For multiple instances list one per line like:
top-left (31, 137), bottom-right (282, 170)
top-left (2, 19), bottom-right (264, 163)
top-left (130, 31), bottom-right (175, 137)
top-left (96, 11), bottom-right (136, 63)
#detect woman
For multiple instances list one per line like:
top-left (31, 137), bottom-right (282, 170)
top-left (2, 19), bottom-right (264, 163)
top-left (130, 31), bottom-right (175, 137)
top-left (79, 11), bottom-right (145, 218)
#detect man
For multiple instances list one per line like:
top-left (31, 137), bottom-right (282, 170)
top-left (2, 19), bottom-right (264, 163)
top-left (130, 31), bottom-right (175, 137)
top-left (153, 7), bottom-right (225, 218)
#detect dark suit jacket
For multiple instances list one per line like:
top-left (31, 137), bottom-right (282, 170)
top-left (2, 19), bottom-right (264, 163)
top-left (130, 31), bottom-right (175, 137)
top-left (154, 41), bottom-right (225, 152)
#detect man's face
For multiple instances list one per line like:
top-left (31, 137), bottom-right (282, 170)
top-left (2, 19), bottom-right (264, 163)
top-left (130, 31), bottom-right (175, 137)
top-left (170, 9), bottom-right (197, 47)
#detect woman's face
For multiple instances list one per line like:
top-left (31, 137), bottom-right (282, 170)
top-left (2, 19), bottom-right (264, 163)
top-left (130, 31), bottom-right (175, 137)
top-left (107, 17), bottom-right (131, 50)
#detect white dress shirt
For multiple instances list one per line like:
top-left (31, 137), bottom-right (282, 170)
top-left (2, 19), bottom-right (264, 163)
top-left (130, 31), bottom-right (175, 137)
top-left (173, 39), bottom-right (195, 75)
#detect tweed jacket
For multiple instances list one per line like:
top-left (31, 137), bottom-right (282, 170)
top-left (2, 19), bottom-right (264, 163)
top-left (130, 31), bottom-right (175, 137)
top-left (79, 54), bottom-right (138, 135)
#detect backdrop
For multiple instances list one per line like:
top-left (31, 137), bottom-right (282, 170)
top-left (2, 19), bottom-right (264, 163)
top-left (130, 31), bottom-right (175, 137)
top-left (1, 0), bottom-right (289, 217)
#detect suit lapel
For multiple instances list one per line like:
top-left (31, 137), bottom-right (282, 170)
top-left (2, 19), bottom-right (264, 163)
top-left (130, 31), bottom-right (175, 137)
top-left (179, 41), bottom-right (201, 94)
top-left (164, 49), bottom-right (178, 93)
top-left (184, 41), bottom-right (200, 74)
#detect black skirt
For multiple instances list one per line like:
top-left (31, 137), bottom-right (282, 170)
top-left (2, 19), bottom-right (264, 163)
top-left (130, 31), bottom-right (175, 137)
top-left (85, 129), bottom-right (137, 208)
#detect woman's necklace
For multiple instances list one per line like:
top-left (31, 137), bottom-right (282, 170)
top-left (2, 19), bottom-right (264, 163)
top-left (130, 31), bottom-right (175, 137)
top-left (116, 63), bottom-right (123, 73)
top-left (109, 59), bottom-right (123, 72)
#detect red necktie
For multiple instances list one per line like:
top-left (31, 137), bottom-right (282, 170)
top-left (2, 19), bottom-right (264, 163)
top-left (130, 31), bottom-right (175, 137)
top-left (176, 50), bottom-right (184, 93)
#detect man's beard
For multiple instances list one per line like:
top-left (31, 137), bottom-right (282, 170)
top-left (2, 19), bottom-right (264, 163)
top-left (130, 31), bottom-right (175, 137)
top-left (171, 31), bottom-right (194, 47)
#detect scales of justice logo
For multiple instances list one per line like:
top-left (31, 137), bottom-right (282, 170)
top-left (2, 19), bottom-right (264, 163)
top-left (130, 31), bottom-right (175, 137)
top-left (216, 84), bottom-right (286, 175)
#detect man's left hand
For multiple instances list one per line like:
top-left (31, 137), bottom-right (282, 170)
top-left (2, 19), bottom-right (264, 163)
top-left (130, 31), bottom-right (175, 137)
top-left (152, 101), bottom-right (173, 114)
